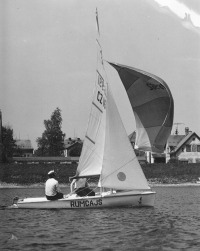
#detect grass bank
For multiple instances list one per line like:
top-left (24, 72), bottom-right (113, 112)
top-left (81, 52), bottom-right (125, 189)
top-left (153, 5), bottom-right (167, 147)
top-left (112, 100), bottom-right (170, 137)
top-left (142, 163), bottom-right (200, 184)
top-left (0, 163), bottom-right (77, 186)
top-left (1, 162), bottom-right (200, 186)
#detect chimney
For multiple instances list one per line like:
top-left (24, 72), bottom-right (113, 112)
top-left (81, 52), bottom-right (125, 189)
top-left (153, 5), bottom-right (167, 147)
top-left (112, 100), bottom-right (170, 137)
top-left (185, 127), bottom-right (189, 135)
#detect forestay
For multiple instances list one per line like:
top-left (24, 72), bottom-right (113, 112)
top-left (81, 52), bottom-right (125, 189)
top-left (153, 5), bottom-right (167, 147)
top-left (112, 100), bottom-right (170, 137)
top-left (109, 62), bottom-right (174, 153)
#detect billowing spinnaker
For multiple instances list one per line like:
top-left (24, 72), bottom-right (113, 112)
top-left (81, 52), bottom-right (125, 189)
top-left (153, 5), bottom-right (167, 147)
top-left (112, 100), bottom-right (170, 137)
top-left (109, 62), bottom-right (174, 153)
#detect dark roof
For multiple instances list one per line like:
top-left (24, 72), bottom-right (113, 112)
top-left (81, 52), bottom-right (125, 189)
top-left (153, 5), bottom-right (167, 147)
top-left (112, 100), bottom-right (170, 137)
top-left (15, 139), bottom-right (33, 149)
top-left (66, 141), bottom-right (82, 150)
top-left (64, 138), bottom-right (83, 149)
top-left (167, 135), bottom-right (185, 147)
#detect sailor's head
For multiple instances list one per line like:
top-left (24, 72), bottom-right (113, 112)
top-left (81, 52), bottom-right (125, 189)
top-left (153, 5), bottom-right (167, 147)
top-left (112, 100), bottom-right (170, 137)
top-left (48, 170), bottom-right (55, 178)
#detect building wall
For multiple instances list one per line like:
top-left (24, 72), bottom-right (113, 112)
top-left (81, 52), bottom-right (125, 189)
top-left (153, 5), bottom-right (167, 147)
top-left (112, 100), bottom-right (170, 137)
top-left (171, 136), bottom-right (200, 163)
top-left (146, 152), bottom-right (154, 163)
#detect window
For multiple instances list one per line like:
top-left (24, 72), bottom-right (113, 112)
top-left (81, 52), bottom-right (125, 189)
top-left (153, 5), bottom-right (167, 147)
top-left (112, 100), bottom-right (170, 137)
top-left (191, 144), bottom-right (197, 152)
top-left (186, 145), bottom-right (191, 152)
top-left (197, 145), bottom-right (200, 152)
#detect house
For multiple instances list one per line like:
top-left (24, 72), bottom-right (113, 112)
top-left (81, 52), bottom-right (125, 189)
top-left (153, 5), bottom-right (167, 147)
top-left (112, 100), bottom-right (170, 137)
top-left (14, 139), bottom-right (34, 157)
top-left (129, 127), bottom-right (200, 164)
top-left (64, 137), bottom-right (83, 157)
top-left (167, 127), bottom-right (200, 163)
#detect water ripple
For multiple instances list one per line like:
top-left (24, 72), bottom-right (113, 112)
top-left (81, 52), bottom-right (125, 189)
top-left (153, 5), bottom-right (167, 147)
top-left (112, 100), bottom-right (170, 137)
top-left (1, 186), bottom-right (200, 250)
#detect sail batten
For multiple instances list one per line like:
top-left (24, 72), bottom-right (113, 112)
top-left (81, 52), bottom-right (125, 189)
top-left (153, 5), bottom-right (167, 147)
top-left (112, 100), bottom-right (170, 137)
top-left (92, 102), bottom-right (103, 113)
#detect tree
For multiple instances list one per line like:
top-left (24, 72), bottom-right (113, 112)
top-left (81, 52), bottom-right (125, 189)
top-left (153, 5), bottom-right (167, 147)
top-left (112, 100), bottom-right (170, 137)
top-left (35, 108), bottom-right (66, 156)
top-left (2, 125), bottom-right (16, 161)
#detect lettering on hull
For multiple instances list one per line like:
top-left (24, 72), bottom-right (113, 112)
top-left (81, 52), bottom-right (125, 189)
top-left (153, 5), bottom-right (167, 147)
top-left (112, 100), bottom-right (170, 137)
top-left (70, 199), bottom-right (102, 208)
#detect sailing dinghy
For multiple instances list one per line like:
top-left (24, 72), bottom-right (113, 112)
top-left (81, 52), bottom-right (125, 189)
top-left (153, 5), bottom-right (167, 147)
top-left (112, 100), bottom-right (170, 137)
top-left (11, 11), bottom-right (174, 209)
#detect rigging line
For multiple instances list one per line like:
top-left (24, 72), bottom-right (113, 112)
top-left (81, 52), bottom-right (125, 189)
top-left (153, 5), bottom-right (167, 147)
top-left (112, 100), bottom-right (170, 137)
top-left (71, 178), bottom-right (99, 197)
top-left (86, 178), bottom-right (99, 195)
top-left (96, 39), bottom-right (102, 50)
top-left (99, 156), bottom-right (138, 183)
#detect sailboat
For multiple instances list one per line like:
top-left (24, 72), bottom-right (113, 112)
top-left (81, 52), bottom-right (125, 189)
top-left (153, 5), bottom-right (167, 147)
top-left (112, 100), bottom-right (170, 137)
top-left (12, 11), bottom-right (173, 209)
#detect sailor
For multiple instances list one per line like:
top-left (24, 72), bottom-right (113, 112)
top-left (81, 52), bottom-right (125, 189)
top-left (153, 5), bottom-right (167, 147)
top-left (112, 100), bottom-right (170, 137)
top-left (45, 170), bottom-right (64, 200)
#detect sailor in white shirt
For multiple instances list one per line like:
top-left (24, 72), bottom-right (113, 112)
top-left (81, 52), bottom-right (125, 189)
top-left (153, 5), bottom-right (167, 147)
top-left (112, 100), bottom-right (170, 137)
top-left (45, 170), bottom-right (63, 200)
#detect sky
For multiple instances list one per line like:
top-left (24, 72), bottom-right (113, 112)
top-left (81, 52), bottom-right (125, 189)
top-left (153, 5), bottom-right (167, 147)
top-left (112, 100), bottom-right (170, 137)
top-left (1, 0), bottom-right (200, 150)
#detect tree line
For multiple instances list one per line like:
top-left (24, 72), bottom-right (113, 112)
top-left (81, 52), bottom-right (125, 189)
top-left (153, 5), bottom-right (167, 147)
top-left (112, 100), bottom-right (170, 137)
top-left (1, 107), bottom-right (82, 162)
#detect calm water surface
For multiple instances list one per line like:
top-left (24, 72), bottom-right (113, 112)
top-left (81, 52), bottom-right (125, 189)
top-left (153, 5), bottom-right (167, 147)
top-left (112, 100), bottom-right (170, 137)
top-left (1, 186), bottom-right (200, 251)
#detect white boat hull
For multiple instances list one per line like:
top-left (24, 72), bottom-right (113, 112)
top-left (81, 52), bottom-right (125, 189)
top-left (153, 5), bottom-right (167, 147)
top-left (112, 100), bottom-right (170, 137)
top-left (13, 190), bottom-right (156, 209)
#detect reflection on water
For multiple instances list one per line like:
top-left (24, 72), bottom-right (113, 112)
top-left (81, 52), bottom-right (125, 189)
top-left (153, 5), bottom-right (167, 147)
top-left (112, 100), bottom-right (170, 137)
top-left (1, 186), bottom-right (200, 250)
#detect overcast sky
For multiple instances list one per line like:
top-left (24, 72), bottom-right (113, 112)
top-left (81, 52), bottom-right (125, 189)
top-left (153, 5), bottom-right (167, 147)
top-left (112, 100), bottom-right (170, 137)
top-left (1, 0), bottom-right (200, 149)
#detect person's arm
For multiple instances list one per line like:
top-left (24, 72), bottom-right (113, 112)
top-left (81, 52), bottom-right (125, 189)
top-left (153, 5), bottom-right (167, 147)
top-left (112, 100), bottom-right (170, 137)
top-left (55, 180), bottom-right (61, 192)
top-left (70, 179), bottom-right (76, 192)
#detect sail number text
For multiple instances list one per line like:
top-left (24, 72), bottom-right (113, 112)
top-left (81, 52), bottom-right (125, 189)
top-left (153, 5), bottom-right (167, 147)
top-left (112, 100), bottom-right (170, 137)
top-left (97, 71), bottom-right (106, 109)
top-left (146, 83), bottom-right (165, 91)
top-left (70, 199), bottom-right (102, 208)
top-left (97, 91), bottom-right (106, 109)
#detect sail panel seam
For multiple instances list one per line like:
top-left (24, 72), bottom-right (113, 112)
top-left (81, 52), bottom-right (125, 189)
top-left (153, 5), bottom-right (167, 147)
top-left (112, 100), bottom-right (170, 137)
top-left (132, 96), bottom-right (169, 110)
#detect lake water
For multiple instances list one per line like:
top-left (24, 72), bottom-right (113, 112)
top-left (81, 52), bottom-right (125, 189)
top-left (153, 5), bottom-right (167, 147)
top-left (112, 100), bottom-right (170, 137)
top-left (1, 186), bottom-right (200, 251)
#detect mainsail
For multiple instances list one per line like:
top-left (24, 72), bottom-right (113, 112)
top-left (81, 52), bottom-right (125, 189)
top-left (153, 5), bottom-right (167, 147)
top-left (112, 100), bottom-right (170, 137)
top-left (76, 17), bottom-right (107, 177)
top-left (108, 62), bottom-right (174, 153)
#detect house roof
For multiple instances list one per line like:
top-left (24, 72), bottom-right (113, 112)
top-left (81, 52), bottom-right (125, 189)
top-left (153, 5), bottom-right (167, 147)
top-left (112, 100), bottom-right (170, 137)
top-left (66, 141), bottom-right (82, 150)
top-left (171, 132), bottom-right (200, 153)
top-left (167, 135), bottom-right (185, 147)
top-left (64, 138), bottom-right (83, 149)
top-left (15, 139), bottom-right (33, 149)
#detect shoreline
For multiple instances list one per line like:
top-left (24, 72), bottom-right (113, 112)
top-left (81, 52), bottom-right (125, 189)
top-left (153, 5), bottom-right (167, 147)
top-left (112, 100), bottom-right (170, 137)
top-left (1, 182), bottom-right (200, 188)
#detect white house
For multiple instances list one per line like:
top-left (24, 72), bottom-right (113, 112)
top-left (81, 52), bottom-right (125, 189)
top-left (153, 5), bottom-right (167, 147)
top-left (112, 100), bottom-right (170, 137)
top-left (129, 127), bottom-right (200, 164)
top-left (167, 128), bottom-right (200, 163)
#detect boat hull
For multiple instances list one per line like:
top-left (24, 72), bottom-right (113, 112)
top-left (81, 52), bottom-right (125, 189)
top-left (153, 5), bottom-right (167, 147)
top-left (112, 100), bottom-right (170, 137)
top-left (13, 191), bottom-right (156, 209)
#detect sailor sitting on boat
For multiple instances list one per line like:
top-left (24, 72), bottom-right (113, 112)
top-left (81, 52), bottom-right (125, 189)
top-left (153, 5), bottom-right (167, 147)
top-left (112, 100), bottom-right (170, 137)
top-left (70, 178), bottom-right (95, 197)
top-left (45, 170), bottom-right (64, 200)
